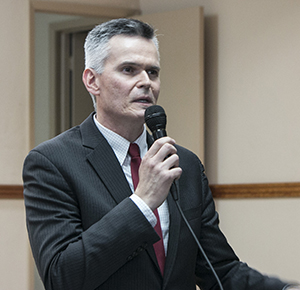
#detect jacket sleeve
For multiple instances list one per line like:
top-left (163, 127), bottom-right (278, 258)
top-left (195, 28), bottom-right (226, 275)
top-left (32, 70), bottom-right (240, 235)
top-left (23, 149), bottom-right (159, 290)
top-left (194, 161), bottom-right (288, 290)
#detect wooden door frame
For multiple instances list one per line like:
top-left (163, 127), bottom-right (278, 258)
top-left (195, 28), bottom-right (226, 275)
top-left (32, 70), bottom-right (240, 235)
top-left (29, 0), bottom-right (140, 148)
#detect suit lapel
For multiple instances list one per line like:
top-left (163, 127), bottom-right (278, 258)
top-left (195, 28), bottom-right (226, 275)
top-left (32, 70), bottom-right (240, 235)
top-left (87, 142), bottom-right (133, 204)
top-left (80, 113), bottom-right (132, 204)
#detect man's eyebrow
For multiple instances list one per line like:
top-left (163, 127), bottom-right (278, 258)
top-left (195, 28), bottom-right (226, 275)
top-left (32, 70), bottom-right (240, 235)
top-left (149, 65), bottom-right (161, 71)
top-left (119, 61), bottom-right (160, 71)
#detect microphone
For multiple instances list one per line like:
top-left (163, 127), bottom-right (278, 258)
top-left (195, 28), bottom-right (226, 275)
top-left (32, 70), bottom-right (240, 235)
top-left (144, 105), bottom-right (167, 140)
top-left (145, 105), bottom-right (178, 200)
top-left (144, 105), bottom-right (224, 290)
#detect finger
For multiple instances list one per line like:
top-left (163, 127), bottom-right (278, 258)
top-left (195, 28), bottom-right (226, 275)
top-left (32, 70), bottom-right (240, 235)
top-left (162, 153), bottom-right (180, 170)
top-left (155, 142), bottom-right (178, 162)
top-left (146, 137), bottom-right (176, 158)
top-left (170, 166), bottom-right (182, 181)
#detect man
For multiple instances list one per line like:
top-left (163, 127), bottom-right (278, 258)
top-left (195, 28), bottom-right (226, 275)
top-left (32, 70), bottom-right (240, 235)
top-left (23, 18), bottom-right (299, 290)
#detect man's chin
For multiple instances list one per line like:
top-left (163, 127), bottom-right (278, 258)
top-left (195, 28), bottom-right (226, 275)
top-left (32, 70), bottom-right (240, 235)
top-left (131, 102), bottom-right (155, 121)
top-left (141, 102), bottom-right (155, 111)
top-left (134, 103), bottom-right (152, 112)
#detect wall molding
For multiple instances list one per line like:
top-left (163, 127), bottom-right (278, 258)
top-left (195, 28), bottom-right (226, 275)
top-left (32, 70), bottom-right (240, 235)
top-left (30, 0), bottom-right (140, 18)
top-left (210, 182), bottom-right (300, 199)
top-left (0, 185), bottom-right (23, 199)
top-left (1, 183), bottom-right (300, 199)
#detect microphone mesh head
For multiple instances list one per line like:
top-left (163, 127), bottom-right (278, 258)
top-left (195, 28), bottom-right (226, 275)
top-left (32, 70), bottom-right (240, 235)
top-left (144, 105), bottom-right (167, 133)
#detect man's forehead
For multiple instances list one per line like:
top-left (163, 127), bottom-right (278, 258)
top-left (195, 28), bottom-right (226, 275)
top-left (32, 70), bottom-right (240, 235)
top-left (106, 35), bottom-right (160, 64)
top-left (108, 34), bottom-right (158, 52)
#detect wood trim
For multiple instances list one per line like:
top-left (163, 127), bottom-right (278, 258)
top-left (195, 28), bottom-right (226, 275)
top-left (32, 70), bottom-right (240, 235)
top-left (30, 1), bottom-right (140, 18)
top-left (210, 182), bottom-right (300, 199)
top-left (0, 185), bottom-right (23, 199)
top-left (1, 183), bottom-right (300, 199)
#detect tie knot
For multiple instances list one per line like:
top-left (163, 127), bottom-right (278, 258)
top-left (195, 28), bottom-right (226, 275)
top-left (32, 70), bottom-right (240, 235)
top-left (129, 143), bottom-right (140, 158)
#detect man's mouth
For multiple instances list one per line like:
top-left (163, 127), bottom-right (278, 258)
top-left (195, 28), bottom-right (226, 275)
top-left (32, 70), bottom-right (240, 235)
top-left (134, 97), bottom-right (153, 104)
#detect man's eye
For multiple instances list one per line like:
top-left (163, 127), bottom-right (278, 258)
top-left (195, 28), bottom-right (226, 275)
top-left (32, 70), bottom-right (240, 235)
top-left (148, 70), bottom-right (159, 78)
top-left (123, 67), bottom-right (134, 73)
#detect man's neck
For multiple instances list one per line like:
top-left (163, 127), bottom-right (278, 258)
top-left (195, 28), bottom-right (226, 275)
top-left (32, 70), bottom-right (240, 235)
top-left (95, 114), bottom-right (144, 142)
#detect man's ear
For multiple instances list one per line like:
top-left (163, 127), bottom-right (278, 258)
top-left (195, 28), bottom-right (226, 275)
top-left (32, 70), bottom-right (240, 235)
top-left (82, 68), bottom-right (100, 95)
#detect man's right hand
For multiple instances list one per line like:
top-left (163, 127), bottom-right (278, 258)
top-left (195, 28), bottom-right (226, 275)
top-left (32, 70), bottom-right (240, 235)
top-left (134, 137), bottom-right (182, 210)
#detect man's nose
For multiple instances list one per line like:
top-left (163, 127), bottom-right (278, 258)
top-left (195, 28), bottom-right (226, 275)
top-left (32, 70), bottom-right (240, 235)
top-left (137, 71), bottom-right (151, 88)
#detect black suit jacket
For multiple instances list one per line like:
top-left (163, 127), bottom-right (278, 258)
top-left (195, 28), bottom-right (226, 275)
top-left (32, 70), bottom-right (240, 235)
top-left (23, 113), bottom-right (287, 290)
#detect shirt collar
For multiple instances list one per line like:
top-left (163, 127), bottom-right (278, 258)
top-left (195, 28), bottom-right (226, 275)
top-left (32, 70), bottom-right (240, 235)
top-left (93, 115), bottom-right (148, 165)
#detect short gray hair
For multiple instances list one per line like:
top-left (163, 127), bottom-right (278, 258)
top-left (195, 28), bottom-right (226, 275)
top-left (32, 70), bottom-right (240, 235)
top-left (84, 18), bottom-right (159, 109)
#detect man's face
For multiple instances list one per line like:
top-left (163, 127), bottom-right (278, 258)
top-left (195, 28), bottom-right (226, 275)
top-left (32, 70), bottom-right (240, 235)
top-left (95, 35), bottom-right (160, 132)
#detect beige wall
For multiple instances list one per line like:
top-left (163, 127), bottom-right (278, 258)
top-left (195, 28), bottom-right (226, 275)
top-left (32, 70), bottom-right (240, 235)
top-left (1, 0), bottom-right (30, 185)
top-left (0, 0), bottom-right (31, 289)
top-left (1, 0), bottom-right (300, 288)
top-left (0, 200), bottom-right (31, 289)
top-left (141, 0), bottom-right (300, 283)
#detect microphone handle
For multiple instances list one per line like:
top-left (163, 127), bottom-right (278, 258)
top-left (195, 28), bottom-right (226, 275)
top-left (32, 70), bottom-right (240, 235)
top-left (152, 129), bottom-right (167, 140)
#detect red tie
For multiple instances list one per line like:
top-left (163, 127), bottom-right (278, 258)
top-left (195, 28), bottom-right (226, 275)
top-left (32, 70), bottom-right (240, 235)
top-left (128, 143), bottom-right (166, 275)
